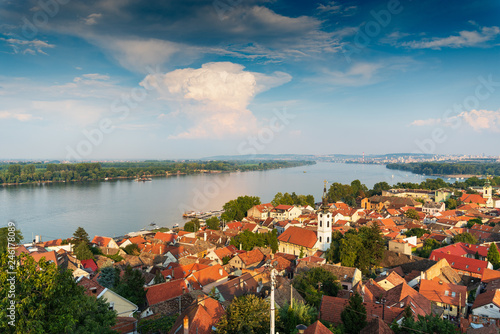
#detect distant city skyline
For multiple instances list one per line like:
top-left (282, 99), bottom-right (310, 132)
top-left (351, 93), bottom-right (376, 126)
top-left (1, 0), bottom-right (499, 159)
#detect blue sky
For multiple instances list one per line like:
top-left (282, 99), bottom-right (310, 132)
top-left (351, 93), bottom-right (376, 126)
top-left (1, 0), bottom-right (499, 160)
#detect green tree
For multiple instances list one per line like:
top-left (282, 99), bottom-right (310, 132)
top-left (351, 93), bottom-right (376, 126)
top-left (405, 209), bottom-right (420, 220)
top-left (416, 238), bottom-right (441, 258)
top-left (487, 243), bottom-right (500, 269)
top-left (123, 243), bottom-right (140, 255)
top-left (357, 225), bottom-right (385, 274)
top-left (98, 266), bottom-right (121, 289)
top-left (0, 224), bottom-right (23, 254)
top-left (444, 198), bottom-right (457, 210)
top-left (137, 314), bottom-right (178, 334)
top-left (114, 265), bottom-right (146, 306)
top-left (74, 242), bottom-right (94, 260)
top-left (339, 232), bottom-right (362, 268)
top-left (205, 216), bottom-right (220, 230)
top-left (393, 314), bottom-right (456, 334)
top-left (370, 182), bottom-right (390, 196)
top-left (0, 253), bottom-right (116, 333)
top-left (217, 294), bottom-right (272, 334)
top-left (340, 292), bottom-right (366, 334)
top-left (184, 218), bottom-right (201, 232)
top-left (277, 300), bottom-right (318, 334)
top-left (221, 196), bottom-right (261, 222)
top-left (452, 232), bottom-right (478, 244)
top-left (293, 267), bottom-right (340, 308)
top-left (404, 228), bottom-right (430, 238)
top-left (72, 227), bottom-right (90, 248)
top-left (467, 218), bottom-right (482, 229)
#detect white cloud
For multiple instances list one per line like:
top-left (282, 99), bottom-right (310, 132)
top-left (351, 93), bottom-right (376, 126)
top-left (320, 62), bottom-right (382, 86)
top-left (459, 109), bottom-right (500, 132)
top-left (403, 26), bottom-right (500, 49)
top-left (411, 118), bottom-right (441, 126)
top-left (93, 37), bottom-right (186, 73)
top-left (83, 13), bottom-right (102, 25)
top-left (141, 62), bottom-right (292, 139)
top-left (31, 100), bottom-right (107, 126)
top-left (0, 38), bottom-right (55, 55)
top-left (317, 1), bottom-right (356, 16)
top-left (411, 109), bottom-right (500, 132)
top-left (0, 110), bottom-right (40, 121)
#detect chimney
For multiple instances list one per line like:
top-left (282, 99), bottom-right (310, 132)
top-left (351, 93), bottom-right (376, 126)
top-left (197, 295), bottom-right (205, 307)
top-left (240, 243), bottom-right (242, 251)
top-left (219, 268), bottom-right (223, 276)
top-left (204, 232), bottom-right (207, 242)
top-left (183, 316), bottom-right (189, 334)
top-left (239, 278), bottom-right (244, 289)
top-left (296, 324), bottom-right (307, 334)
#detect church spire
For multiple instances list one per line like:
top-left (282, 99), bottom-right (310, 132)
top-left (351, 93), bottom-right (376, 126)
top-left (321, 180), bottom-right (329, 210)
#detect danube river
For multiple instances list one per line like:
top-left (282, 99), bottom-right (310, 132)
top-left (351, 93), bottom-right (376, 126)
top-left (0, 162), bottom-right (434, 241)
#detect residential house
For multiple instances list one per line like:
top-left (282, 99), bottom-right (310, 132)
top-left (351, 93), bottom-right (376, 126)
top-left (302, 320), bottom-right (334, 334)
top-left (143, 279), bottom-right (189, 318)
top-left (270, 205), bottom-right (302, 220)
top-left (206, 245), bottom-right (238, 265)
top-left (168, 296), bottom-right (225, 334)
top-left (247, 203), bottom-right (274, 219)
top-left (91, 236), bottom-right (119, 249)
top-left (277, 226), bottom-right (319, 257)
top-left (388, 237), bottom-right (417, 256)
top-left (154, 232), bottom-right (177, 245)
top-left (228, 248), bottom-right (265, 270)
top-left (77, 276), bottom-right (138, 318)
top-left (419, 279), bottom-right (467, 317)
top-left (422, 202), bottom-right (446, 215)
top-left (186, 264), bottom-right (229, 294)
top-left (212, 272), bottom-right (260, 303)
top-left (320, 295), bottom-right (405, 325)
top-left (472, 289), bottom-right (500, 319)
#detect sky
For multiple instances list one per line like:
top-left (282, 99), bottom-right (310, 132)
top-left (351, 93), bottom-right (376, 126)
top-left (0, 0), bottom-right (499, 160)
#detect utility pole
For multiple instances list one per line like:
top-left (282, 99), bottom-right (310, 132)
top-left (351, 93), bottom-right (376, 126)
top-left (270, 268), bottom-right (277, 334)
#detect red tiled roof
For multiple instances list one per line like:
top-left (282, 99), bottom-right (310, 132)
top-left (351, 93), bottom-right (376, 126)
top-left (214, 245), bottom-right (238, 260)
top-left (154, 232), bottom-right (176, 243)
top-left (298, 256), bottom-right (325, 264)
top-left (473, 289), bottom-right (500, 310)
top-left (169, 297), bottom-right (225, 334)
top-left (460, 193), bottom-right (487, 205)
top-left (77, 276), bottom-right (106, 297)
top-left (81, 259), bottom-right (98, 272)
top-left (146, 279), bottom-right (188, 306)
top-left (237, 248), bottom-right (265, 266)
top-left (189, 264), bottom-right (228, 288)
top-left (31, 250), bottom-right (59, 267)
top-left (430, 251), bottom-right (489, 275)
top-left (226, 222), bottom-right (243, 230)
top-left (278, 226), bottom-right (317, 249)
top-left (304, 320), bottom-right (333, 334)
top-left (42, 239), bottom-right (62, 247)
top-left (241, 223), bottom-right (258, 232)
top-left (419, 279), bottom-right (466, 307)
top-left (125, 236), bottom-right (145, 245)
top-left (252, 203), bottom-right (274, 213)
top-left (91, 236), bottom-right (112, 247)
top-left (482, 268), bottom-right (500, 283)
top-left (320, 295), bottom-right (404, 325)
top-left (139, 243), bottom-right (168, 255)
top-left (274, 204), bottom-right (293, 211)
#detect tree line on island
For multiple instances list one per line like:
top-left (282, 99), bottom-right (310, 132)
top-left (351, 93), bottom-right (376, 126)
top-left (387, 161), bottom-right (500, 178)
top-left (0, 160), bottom-right (314, 184)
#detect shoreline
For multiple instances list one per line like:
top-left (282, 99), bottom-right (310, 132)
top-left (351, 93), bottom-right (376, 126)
top-left (0, 163), bottom-right (314, 187)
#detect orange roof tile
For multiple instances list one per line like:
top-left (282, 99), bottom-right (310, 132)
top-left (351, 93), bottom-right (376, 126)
top-left (419, 279), bottom-right (466, 307)
top-left (277, 226), bottom-right (317, 249)
top-left (146, 279), bottom-right (187, 306)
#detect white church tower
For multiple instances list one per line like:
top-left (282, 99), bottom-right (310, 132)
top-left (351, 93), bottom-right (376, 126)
top-left (484, 178), bottom-right (494, 208)
top-left (317, 181), bottom-right (332, 252)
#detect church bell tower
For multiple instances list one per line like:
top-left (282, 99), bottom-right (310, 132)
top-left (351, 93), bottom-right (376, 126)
top-left (317, 181), bottom-right (332, 252)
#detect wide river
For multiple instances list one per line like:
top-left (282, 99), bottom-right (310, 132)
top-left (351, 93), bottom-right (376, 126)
top-left (0, 162), bottom-right (433, 241)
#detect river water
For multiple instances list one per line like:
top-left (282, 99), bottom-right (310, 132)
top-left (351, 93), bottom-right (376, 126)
top-left (0, 162), bottom-right (433, 241)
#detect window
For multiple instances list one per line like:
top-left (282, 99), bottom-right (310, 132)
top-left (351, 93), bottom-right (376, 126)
top-left (327, 237), bottom-right (330, 243)
top-left (466, 265), bottom-right (469, 268)
top-left (320, 221), bottom-right (322, 227)
top-left (108, 302), bottom-right (114, 311)
top-left (445, 291), bottom-right (449, 296)
top-left (320, 236), bottom-right (322, 242)
top-left (451, 292), bottom-right (456, 297)
top-left (327, 222), bottom-right (329, 228)
top-left (320, 214), bottom-right (323, 218)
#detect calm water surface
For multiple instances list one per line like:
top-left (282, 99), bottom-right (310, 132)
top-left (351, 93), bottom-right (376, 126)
top-left (0, 163), bottom-right (433, 241)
